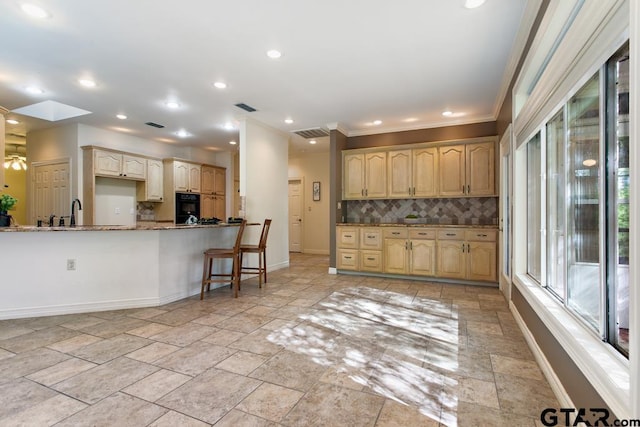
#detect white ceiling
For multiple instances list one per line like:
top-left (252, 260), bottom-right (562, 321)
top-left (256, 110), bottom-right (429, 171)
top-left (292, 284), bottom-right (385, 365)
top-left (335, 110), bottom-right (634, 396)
top-left (0, 0), bottom-right (529, 153)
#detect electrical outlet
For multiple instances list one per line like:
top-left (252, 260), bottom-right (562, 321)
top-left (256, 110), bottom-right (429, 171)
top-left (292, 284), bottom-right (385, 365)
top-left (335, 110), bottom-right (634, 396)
top-left (115, 207), bottom-right (121, 214)
top-left (67, 259), bottom-right (76, 271)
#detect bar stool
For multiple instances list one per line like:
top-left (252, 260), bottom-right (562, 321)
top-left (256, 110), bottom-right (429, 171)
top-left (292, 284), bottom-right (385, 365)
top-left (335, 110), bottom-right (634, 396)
top-left (201, 220), bottom-right (246, 299)
top-left (239, 219), bottom-right (271, 287)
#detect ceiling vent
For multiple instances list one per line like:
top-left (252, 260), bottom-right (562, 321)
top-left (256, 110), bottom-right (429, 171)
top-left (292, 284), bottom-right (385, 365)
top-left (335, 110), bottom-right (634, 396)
top-left (145, 121), bottom-right (165, 128)
top-left (234, 103), bottom-right (257, 112)
top-left (292, 128), bottom-right (329, 139)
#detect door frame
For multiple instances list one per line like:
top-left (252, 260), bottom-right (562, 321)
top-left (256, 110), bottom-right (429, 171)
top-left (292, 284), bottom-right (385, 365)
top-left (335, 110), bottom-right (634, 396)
top-left (288, 177), bottom-right (304, 253)
top-left (499, 125), bottom-right (513, 301)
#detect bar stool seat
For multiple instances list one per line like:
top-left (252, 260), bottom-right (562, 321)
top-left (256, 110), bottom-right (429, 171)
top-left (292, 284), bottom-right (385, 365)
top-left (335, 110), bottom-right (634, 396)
top-left (240, 219), bottom-right (271, 287)
top-left (201, 220), bottom-right (246, 299)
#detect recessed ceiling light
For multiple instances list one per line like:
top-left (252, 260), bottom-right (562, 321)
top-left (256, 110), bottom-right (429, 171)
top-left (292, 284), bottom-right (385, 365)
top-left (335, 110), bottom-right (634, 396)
top-left (25, 85), bottom-right (44, 94)
top-left (442, 111), bottom-right (454, 116)
top-left (213, 81), bottom-right (227, 89)
top-left (21, 3), bottom-right (50, 19)
top-left (373, 120), bottom-right (382, 125)
top-left (116, 114), bottom-right (127, 120)
top-left (223, 122), bottom-right (235, 131)
top-left (175, 129), bottom-right (190, 138)
top-left (266, 50), bottom-right (282, 59)
top-left (165, 101), bottom-right (180, 109)
top-left (6, 119), bottom-right (19, 125)
top-left (284, 118), bottom-right (293, 124)
top-left (464, 0), bottom-right (486, 9)
top-left (229, 140), bottom-right (237, 145)
top-left (78, 78), bottom-right (96, 88)
top-left (403, 117), bottom-right (419, 123)
top-left (309, 140), bottom-right (317, 145)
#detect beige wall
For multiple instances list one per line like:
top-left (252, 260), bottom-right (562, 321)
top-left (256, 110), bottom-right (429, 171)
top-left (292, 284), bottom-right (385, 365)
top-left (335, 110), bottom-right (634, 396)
top-left (289, 151), bottom-right (330, 255)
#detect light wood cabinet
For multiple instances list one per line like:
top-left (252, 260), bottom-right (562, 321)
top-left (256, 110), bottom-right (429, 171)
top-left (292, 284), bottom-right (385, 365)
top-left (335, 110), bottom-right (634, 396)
top-left (137, 159), bottom-right (163, 202)
top-left (201, 165), bottom-right (226, 218)
top-left (343, 152), bottom-right (387, 199)
top-left (438, 142), bottom-right (495, 196)
top-left (436, 228), bottom-right (496, 281)
top-left (388, 148), bottom-right (438, 198)
top-left (337, 249), bottom-right (359, 270)
top-left (383, 227), bottom-right (436, 276)
top-left (337, 226), bottom-right (360, 249)
top-left (173, 161), bottom-right (201, 193)
top-left (336, 226), bottom-right (360, 270)
top-left (94, 150), bottom-right (146, 180)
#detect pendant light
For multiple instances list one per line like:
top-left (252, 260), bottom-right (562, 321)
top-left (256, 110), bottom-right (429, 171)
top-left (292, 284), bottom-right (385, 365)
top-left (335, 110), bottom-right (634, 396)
top-left (4, 144), bottom-right (27, 171)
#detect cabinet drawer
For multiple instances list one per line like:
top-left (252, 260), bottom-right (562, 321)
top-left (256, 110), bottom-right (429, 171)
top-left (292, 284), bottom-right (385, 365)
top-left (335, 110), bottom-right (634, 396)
top-left (337, 249), bottom-right (359, 270)
top-left (465, 229), bottom-right (497, 242)
top-left (437, 229), bottom-right (465, 240)
top-left (360, 228), bottom-right (382, 250)
top-left (383, 228), bottom-right (408, 239)
top-left (337, 228), bottom-right (360, 248)
top-left (409, 229), bottom-right (436, 240)
top-left (360, 250), bottom-right (383, 272)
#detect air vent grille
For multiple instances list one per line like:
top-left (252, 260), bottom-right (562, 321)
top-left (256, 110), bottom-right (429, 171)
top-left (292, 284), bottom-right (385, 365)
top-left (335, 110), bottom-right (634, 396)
top-left (145, 122), bottom-right (165, 128)
top-left (234, 103), bottom-right (257, 112)
top-left (293, 128), bottom-right (329, 139)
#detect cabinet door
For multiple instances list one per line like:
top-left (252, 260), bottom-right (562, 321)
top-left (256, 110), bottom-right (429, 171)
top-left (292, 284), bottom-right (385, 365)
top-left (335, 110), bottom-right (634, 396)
top-left (467, 241), bottom-right (497, 282)
top-left (94, 150), bottom-right (122, 177)
top-left (410, 239), bottom-right (436, 276)
top-left (201, 166), bottom-right (216, 194)
top-left (213, 195), bottom-right (225, 219)
top-left (146, 159), bottom-right (164, 201)
top-left (213, 167), bottom-right (226, 195)
top-left (343, 153), bottom-right (365, 199)
top-left (438, 145), bottom-right (465, 196)
top-left (387, 150), bottom-right (411, 198)
top-left (189, 164), bottom-right (201, 192)
top-left (122, 155), bottom-right (146, 179)
top-left (174, 161), bottom-right (190, 192)
top-left (384, 238), bottom-right (407, 274)
top-left (413, 147), bottom-right (438, 197)
top-left (437, 240), bottom-right (466, 279)
top-left (201, 194), bottom-right (215, 218)
top-left (365, 152), bottom-right (387, 198)
top-left (466, 142), bottom-right (495, 196)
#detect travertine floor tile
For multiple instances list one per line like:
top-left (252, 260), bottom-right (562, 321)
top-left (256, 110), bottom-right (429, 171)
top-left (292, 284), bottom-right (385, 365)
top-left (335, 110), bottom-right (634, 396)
top-left (149, 322), bottom-right (217, 346)
top-left (0, 377), bottom-right (58, 419)
top-left (126, 321), bottom-right (173, 338)
top-left (201, 328), bottom-right (246, 346)
top-left (123, 368), bottom-right (192, 402)
top-left (375, 399), bottom-right (440, 426)
top-left (26, 357), bottom-right (97, 386)
top-left (0, 326), bottom-right (78, 353)
top-left (214, 409), bottom-right (277, 427)
top-left (157, 368), bottom-right (261, 424)
top-left (250, 350), bottom-right (329, 392)
top-left (494, 372), bottom-right (559, 418)
top-left (0, 347), bottom-right (69, 381)
top-left (125, 341), bottom-right (181, 363)
top-left (46, 333), bottom-right (103, 353)
top-left (55, 392), bottom-right (167, 427)
top-left (491, 354), bottom-right (544, 381)
top-left (68, 333), bottom-right (151, 364)
top-left (148, 410), bottom-right (210, 427)
top-left (216, 350), bottom-right (269, 375)
top-left (237, 382), bottom-right (304, 422)
top-left (154, 341), bottom-right (237, 376)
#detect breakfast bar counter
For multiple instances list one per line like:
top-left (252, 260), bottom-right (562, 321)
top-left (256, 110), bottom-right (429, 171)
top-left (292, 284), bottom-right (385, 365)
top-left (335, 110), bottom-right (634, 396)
top-left (0, 223), bottom-right (242, 319)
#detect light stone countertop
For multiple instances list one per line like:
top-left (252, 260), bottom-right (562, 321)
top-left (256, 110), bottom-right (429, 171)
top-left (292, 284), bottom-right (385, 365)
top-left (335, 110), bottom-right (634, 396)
top-left (0, 222), bottom-right (249, 232)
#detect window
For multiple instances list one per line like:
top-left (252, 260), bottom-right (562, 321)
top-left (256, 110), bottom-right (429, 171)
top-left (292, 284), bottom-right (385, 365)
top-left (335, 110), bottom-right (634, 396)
top-left (524, 43), bottom-right (630, 357)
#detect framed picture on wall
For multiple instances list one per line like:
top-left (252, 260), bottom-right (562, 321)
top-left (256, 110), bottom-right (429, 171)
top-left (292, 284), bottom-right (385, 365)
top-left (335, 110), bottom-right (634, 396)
top-left (313, 181), bottom-right (320, 201)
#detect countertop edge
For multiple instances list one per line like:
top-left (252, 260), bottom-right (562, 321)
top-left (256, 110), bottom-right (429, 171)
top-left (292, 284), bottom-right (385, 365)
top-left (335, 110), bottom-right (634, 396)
top-left (0, 223), bottom-right (247, 232)
top-left (336, 223), bottom-right (498, 229)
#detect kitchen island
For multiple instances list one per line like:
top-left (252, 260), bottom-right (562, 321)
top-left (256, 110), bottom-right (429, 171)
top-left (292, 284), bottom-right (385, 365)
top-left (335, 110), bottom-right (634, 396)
top-left (0, 223), bottom-right (242, 319)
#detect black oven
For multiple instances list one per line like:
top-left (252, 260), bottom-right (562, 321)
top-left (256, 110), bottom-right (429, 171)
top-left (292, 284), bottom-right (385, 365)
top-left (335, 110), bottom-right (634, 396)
top-left (175, 192), bottom-right (200, 224)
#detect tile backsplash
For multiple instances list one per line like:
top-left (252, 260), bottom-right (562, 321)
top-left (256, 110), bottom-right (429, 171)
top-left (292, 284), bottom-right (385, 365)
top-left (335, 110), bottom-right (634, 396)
top-left (344, 197), bottom-right (498, 225)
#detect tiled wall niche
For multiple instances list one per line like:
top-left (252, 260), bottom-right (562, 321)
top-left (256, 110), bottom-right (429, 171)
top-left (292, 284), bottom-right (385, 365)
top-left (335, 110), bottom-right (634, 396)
top-left (344, 197), bottom-right (498, 225)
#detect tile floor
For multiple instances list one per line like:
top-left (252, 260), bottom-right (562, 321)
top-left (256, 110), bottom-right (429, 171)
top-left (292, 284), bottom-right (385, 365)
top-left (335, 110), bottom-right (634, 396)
top-left (0, 254), bottom-right (558, 426)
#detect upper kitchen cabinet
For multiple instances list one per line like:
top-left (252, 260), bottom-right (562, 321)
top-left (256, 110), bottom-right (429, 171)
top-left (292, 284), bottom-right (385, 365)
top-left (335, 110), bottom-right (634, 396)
top-left (343, 151), bottom-right (387, 199)
top-left (94, 149), bottom-right (146, 180)
top-left (137, 159), bottom-right (163, 202)
top-left (201, 165), bottom-right (226, 219)
top-left (387, 147), bottom-right (438, 198)
top-left (172, 160), bottom-right (201, 193)
top-left (438, 141), bottom-right (495, 197)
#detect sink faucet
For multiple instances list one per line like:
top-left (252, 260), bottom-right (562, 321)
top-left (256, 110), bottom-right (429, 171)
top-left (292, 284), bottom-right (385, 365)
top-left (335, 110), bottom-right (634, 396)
top-left (70, 198), bottom-right (82, 227)
top-left (48, 214), bottom-right (56, 227)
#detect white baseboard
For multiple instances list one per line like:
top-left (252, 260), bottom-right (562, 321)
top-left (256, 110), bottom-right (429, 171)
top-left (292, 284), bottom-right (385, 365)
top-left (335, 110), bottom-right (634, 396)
top-left (328, 267), bottom-right (337, 275)
top-left (302, 249), bottom-right (330, 255)
top-left (509, 300), bottom-right (574, 408)
top-left (0, 297), bottom-right (162, 320)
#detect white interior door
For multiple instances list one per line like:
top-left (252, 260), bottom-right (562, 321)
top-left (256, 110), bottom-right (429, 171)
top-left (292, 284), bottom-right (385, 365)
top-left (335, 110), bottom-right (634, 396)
top-left (288, 179), bottom-right (303, 252)
top-left (499, 125), bottom-right (513, 301)
top-left (32, 159), bottom-right (71, 225)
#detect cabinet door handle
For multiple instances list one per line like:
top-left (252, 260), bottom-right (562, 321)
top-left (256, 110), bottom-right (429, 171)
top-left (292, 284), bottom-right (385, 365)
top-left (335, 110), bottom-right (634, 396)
top-left (367, 257), bottom-right (375, 261)
top-left (365, 189), bottom-right (368, 196)
top-left (412, 187), bottom-right (415, 195)
top-left (462, 185), bottom-right (465, 194)
top-left (467, 243), bottom-right (471, 252)
top-left (478, 234), bottom-right (487, 237)
top-left (361, 189), bottom-right (364, 196)
top-left (418, 232), bottom-right (427, 236)
top-left (446, 233), bottom-right (456, 236)
top-left (467, 184), bottom-right (470, 194)
top-left (392, 232), bottom-right (400, 235)
top-left (344, 256), bottom-right (352, 259)
top-left (462, 243), bottom-right (465, 252)
top-left (367, 235), bottom-right (375, 239)
top-left (410, 241), bottom-right (413, 250)
top-left (344, 234), bottom-right (352, 238)
top-left (405, 241), bottom-right (408, 250)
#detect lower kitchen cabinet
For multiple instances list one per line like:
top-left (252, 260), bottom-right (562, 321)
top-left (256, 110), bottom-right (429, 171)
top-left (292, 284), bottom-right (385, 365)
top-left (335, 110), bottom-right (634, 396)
top-left (337, 248), bottom-right (359, 270)
top-left (383, 228), bottom-right (436, 276)
top-left (436, 229), bottom-right (497, 281)
top-left (436, 240), bottom-right (466, 279)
